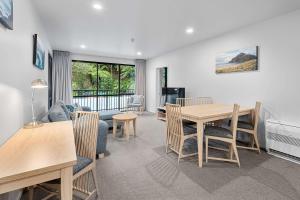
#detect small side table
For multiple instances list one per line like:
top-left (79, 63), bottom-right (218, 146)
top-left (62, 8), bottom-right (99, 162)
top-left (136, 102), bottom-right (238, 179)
top-left (112, 113), bottom-right (137, 140)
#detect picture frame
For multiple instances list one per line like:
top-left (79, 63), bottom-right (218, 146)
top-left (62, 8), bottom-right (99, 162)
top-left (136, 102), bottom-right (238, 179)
top-left (0, 0), bottom-right (13, 30)
top-left (33, 34), bottom-right (46, 70)
top-left (216, 46), bottom-right (258, 74)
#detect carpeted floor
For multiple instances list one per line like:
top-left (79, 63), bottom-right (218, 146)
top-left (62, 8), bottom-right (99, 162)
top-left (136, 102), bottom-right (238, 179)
top-left (22, 113), bottom-right (300, 200)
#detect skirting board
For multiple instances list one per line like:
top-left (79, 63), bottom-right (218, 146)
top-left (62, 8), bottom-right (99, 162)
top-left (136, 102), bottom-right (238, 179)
top-left (268, 149), bottom-right (300, 165)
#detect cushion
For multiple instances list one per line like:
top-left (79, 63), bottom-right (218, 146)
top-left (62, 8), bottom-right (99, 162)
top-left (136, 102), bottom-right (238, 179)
top-left (56, 101), bottom-right (71, 120)
top-left (48, 104), bottom-right (68, 122)
top-left (47, 155), bottom-right (93, 184)
top-left (99, 110), bottom-right (122, 121)
top-left (237, 121), bottom-right (254, 130)
top-left (183, 125), bottom-right (197, 135)
top-left (74, 156), bottom-right (92, 175)
top-left (65, 104), bottom-right (75, 113)
top-left (133, 96), bottom-right (142, 104)
top-left (182, 120), bottom-right (196, 127)
top-left (40, 113), bottom-right (50, 123)
top-left (205, 126), bottom-right (233, 139)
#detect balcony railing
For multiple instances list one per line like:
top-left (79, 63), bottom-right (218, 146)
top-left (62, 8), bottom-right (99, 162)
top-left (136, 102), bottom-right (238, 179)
top-left (73, 89), bottom-right (135, 111)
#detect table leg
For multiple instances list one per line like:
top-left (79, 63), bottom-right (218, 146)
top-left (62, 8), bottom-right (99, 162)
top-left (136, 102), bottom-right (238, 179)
top-left (113, 119), bottom-right (117, 138)
top-left (133, 119), bottom-right (136, 137)
top-left (60, 166), bottom-right (73, 200)
top-left (197, 121), bottom-right (204, 168)
top-left (125, 121), bottom-right (130, 140)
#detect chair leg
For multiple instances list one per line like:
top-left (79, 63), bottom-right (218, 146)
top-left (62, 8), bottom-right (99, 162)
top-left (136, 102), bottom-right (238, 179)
top-left (92, 168), bottom-right (101, 199)
top-left (28, 186), bottom-right (34, 200)
top-left (253, 134), bottom-right (261, 154)
top-left (178, 138), bottom-right (184, 164)
top-left (229, 144), bottom-right (233, 160)
top-left (205, 137), bottom-right (209, 163)
top-left (232, 144), bottom-right (240, 167)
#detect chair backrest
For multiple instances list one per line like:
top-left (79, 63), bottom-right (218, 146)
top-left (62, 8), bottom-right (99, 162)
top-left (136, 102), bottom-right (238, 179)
top-left (128, 95), bottom-right (144, 105)
top-left (176, 97), bottom-right (213, 107)
top-left (166, 103), bottom-right (184, 152)
top-left (230, 104), bottom-right (240, 141)
top-left (252, 101), bottom-right (261, 132)
top-left (74, 111), bottom-right (99, 161)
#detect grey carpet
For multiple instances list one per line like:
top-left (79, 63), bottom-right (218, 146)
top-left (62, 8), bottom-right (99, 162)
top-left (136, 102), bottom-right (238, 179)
top-left (21, 113), bottom-right (300, 200)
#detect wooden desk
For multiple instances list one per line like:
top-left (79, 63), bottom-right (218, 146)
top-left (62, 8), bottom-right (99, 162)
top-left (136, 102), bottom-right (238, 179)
top-left (181, 104), bottom-right (252, 168)
top-left (0, 121), bottom-right (77, 199)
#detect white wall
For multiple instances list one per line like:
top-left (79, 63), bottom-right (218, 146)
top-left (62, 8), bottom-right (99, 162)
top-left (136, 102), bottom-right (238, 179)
top-left (0, 0), bottom-right (52, 147)
top-left (146, 10), bottom-right (300, 147)
top-left (71, 53), bottom-right (135, 65)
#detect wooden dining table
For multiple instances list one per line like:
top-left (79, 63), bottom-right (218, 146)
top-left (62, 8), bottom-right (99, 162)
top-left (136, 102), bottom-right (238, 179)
top-left (0, 121), bottom-right (77, 199)
top-left (180, 104), bottom-right (252, 168)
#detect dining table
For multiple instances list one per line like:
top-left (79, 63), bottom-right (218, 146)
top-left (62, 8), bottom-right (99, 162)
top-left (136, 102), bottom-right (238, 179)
top-left (180, 104), bottom-right (252, 168)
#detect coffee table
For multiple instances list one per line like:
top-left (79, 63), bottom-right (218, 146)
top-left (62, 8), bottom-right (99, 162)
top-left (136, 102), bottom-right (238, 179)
top-left (112, 113), bottom-right (137, 140)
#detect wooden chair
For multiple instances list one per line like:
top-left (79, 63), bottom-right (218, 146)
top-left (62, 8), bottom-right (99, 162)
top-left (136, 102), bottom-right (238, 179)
top-left (31, 111), bottom-right (100, 200)
top-left (177, 97), bottom-right (214, 126)
top-left (236, 102), bottom-right (261, 153)
top-left (165, 103), bottom-right (198, 163)
top-left (176, 97), bottom-right (213, 107)
top-left (205, 104), bottom-right (241, 167)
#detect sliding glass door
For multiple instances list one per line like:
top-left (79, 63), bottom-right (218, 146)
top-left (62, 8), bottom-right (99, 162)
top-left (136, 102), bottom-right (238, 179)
top-left (72, 61), bottom-right (135, 111)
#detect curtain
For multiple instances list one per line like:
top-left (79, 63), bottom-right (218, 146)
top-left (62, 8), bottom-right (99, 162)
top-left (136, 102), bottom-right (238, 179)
top-left (135, 59), bottom-right (146, 108)
top-left (52, 50), bottom-right (72, 105)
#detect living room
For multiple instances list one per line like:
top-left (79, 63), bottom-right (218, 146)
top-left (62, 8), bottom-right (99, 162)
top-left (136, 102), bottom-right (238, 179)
top-left (1, 0), bottom-right (300, 200)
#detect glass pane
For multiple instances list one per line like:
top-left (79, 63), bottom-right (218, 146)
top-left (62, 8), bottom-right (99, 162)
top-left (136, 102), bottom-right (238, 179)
top-left (120, 65), bottom-right (135, 110)
top-left (72, 61), bottom-right (98, 110)
top-left (98, 64), bottom-right (119, 110)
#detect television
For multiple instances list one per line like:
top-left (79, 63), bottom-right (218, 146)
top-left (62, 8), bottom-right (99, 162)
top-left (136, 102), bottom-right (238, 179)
top-left (162, 87), bottom-right (185, 105)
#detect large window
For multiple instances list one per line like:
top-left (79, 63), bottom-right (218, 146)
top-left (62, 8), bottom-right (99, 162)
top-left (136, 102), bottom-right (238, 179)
top-left (72, 61), bottom-right (135, 111)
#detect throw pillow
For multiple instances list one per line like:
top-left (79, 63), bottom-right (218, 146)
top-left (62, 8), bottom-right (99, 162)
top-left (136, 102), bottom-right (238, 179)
top-left (49, 103), bottom-right (68, 122)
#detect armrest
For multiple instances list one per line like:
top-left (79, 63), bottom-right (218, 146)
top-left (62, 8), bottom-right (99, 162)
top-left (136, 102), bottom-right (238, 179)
top-left (81, 106), bottom-right (92, 112)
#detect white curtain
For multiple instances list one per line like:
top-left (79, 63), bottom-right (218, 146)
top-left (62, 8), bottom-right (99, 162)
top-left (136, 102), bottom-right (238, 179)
top-left (135, 59), bottom-right (146, 107)
top-left (52, 50), bottom-right (72, 105)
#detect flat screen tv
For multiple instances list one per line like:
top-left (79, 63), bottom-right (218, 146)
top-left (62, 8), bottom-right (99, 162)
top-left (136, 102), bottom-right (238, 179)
top-left (162, 87), bottom-right (185, 105)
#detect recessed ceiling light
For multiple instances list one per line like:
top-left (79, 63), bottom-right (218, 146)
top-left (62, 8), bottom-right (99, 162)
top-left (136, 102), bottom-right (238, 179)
top-left (185, 27), bottom-right (194, 34)
top-left (80, 44), bottom-right (86, 49)
top-left (137, 51), bottom-right (142, 56)
top-left (93, 3), bottom-right (103, 10)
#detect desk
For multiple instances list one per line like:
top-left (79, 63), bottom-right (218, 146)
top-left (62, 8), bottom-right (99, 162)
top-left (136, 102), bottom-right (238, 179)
top-left (181, 104), bottom-right (252, 168)
top-left (0, 121), bottom-right (77, 199)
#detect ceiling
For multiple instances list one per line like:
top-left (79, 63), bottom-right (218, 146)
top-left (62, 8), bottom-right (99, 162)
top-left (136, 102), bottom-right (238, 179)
top-left (32, 0), bottom-right (300, 59)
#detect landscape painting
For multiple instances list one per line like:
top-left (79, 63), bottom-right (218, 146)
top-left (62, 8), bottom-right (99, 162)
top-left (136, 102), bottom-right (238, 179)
top-left (0, 0), bottom-right (13, 30)
top-left (216, 46), bottom-right (258, 74)
top-left (33, 34), bottom-right (45, 70)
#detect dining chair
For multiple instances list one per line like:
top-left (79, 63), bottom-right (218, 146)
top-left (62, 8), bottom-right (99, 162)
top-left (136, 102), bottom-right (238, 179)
top-left (205, 104), bottom-right (241, 167)
top-left (176, 97), bottom-right (214, 127)
top-left (30, 111), bottom-right (100, 200)
top-left (236, 102), bottom-right (261, 153)
top-left (165, 103), bottom-right (198, 163)
top-left (176, 97), bottom-right (213, 107)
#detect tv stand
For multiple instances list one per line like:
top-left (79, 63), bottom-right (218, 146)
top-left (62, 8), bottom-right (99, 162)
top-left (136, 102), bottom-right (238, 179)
top-left (157, 107), bottom-right (166, 121)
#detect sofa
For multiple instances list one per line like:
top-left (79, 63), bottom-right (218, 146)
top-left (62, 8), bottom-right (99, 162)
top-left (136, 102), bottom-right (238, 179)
top-left (99, 110), bottom-right (122, 128)
top-left (41, 101), bottom-right (109, 157)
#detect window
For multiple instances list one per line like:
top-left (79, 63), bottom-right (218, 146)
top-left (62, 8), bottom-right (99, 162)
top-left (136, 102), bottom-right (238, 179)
top-left (72, 61), bottom-right (135, 111)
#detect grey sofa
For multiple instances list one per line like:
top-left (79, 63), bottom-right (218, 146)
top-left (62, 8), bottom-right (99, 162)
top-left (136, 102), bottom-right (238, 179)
top-left (41, 101), bottom-right (109, 157)
top-left (99, 110), bottom-right (122, 128)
